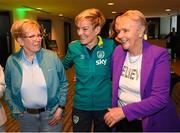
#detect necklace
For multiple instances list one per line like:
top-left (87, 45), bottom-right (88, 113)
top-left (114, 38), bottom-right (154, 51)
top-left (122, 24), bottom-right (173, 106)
top-left (128, 44), bottom-right (143, 64)
top-left (128, 52), bottom-right (142, 64)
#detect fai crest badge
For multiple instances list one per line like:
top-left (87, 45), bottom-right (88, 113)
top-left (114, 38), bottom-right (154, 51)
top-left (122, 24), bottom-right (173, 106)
top-left (73, 115), bottom-right (79, 124)
top-left (97, 51), bottom-right (105, 59)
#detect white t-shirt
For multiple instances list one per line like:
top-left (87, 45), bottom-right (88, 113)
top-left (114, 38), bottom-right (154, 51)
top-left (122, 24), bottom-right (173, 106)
top-left (21, 52), bottom-right (47, 109)
top-left (0, 65), bottom-right (7, 126)
top-left (118, 52), bottom-right (142, 107)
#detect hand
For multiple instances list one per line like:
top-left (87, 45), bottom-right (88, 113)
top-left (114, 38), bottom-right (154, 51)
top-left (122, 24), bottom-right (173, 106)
top-left (19, 112), bottom-right (25, 117)
top-left (48, 107), bottom-right (63, 126)
top-left (104, 107), bottom-right (125, 127)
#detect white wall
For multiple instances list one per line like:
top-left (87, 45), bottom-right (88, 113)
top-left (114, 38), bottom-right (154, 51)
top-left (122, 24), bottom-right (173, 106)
top-left (160, 16), bottom-right (171, 36)
top-left (171, 15), bottom-right (177, 32)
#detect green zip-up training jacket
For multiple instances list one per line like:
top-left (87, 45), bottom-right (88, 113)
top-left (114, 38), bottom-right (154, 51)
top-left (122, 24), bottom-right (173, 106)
top-left (63, 37), bottom-right (115, 110)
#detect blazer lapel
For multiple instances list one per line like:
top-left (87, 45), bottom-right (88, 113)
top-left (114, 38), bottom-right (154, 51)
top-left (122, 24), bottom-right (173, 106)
top-left (112, 46), bottom-right (126, 106)
top-left (141, 41), bottom-right (153, 98)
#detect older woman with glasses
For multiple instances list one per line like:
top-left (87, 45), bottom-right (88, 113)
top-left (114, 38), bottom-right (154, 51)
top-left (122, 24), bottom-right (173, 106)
top-left (5, 19), bottom-right (68, 132)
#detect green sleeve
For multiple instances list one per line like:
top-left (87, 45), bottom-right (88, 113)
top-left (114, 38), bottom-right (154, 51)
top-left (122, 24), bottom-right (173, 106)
top-left (56, 56), bottom-right (68, 106)
top-left (62, 46), bottom-right (74, 69)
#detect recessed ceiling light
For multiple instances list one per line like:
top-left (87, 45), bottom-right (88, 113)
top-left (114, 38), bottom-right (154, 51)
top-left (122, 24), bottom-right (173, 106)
top-left (107, 2), bottom-right (114, 6)
top-left (36, 8), bottom-right (42, 10)
top-left (165, 9), bottom-right (171, 12)
top-left (59, 14), bottom-right (63, 16)
top-left (112, 11), bottom-right (117, 14)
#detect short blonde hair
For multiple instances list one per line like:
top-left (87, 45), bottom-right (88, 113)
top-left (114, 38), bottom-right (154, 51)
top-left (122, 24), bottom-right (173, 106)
top-left (11, 19), bottom-right (41, 41)
top-left (75, 8), bottom-right (105, 28)
top-left (117, 10), bottom-right (147, 34)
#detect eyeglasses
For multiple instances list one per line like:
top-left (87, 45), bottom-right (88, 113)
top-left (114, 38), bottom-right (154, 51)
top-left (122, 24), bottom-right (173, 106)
top-left (23, 34), bottom-right (43, 39)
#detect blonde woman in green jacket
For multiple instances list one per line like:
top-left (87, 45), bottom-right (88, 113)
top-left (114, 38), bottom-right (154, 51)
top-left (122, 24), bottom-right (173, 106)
top-left (63, 8), bottom-right (115, 132)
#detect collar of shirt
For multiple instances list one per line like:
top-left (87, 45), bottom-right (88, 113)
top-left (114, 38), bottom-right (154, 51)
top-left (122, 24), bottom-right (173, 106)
top-left (22, 50), bottom-right (38, 65)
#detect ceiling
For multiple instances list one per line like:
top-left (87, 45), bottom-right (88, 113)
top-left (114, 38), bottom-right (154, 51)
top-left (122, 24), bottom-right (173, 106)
top-left (0, 0), bottom-right (180, 19)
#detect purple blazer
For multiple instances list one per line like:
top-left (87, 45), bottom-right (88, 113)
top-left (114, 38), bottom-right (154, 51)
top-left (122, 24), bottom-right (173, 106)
top-left (112, 40), bottom-right (180, 132)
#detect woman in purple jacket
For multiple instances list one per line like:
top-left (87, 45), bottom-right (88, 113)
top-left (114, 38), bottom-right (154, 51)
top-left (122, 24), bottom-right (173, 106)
top-left (104, 10), bottom-right (180, 132)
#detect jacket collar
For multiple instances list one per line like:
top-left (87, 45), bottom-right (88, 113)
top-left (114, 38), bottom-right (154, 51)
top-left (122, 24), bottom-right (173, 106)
top-left (140, 40), bottom-right (153, 97)
top-left (16, 47), bottom-right (43, 64)
top-left (115, 40), bottom-right (153, 98)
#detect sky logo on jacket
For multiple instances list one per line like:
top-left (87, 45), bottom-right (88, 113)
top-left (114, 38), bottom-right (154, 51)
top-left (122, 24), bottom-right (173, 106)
top-left (96, 51), bottom-right (107, 65)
